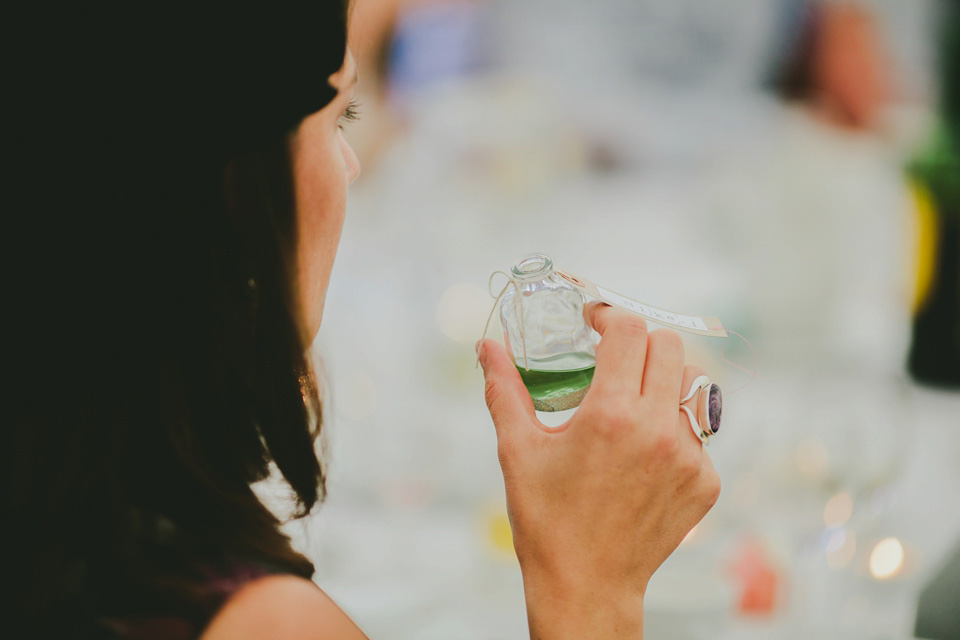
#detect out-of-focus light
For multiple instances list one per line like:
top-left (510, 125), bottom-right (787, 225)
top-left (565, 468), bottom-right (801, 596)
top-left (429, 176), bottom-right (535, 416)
top-left (437, 282), bottom-right (491, 344)
top-left (824, 492), bottom-right (853, 527)
top-left (869, 537), bottom-right (905, 580)
top-left (796, 437), bottom-right (829, 482)
top-left (824, 527), bottom-right (856, 569)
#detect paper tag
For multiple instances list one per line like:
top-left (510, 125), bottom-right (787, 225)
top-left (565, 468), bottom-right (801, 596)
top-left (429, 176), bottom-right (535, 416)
top-left (554, 269), bottom-right (728, 338)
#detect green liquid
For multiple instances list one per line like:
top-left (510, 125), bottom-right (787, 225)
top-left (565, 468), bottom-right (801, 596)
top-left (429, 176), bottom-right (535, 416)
top-left (516, 353), bottom-right (596, 412)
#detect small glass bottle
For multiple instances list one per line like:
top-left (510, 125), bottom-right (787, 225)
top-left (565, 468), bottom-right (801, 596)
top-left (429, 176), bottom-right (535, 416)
top-left (499, 253), bottom-right (599, 411)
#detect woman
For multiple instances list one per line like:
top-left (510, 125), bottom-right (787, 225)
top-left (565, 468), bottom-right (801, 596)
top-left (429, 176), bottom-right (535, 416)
top-left (7, 2), bottom-right (720, 638)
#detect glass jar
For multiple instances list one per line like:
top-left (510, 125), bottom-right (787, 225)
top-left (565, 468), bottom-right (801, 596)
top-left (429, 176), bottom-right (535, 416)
top-left (499, 253), bottom-right (599, 411)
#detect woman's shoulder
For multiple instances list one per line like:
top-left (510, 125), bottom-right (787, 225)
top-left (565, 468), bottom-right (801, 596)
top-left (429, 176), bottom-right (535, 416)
top-left (200, 574), bottom-right (367, 640)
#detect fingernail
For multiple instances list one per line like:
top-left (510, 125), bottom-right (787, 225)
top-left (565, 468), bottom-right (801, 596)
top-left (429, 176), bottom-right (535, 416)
top-left (475, 343), bottom-right (488, 372)
top-left (475, 340), bottom-right (482, 354)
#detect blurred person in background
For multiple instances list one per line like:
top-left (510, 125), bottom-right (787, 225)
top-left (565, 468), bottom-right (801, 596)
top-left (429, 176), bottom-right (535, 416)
top-left (702, 4), bottom-right (957, 630)
top-left (344, 0), bottom-right (487, 170)
top-left (704, 0), bottom-right (916, 614)
top-left (6, 2), bottom-right (721, 639)
top-left (770, 0), bottom-right (892, 131)
top-left (715, 0), bottom-right (913, 374)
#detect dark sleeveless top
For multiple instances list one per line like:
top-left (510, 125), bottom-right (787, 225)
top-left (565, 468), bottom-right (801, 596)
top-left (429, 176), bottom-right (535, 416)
top-left (96, 559), bottom-right (276, 640)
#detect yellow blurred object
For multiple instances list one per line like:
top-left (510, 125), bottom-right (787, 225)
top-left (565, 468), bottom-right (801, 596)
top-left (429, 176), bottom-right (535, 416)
top-left (908, 179), bottom-right (938, 314)
top-left (485, 505), bottom-right (515, 555)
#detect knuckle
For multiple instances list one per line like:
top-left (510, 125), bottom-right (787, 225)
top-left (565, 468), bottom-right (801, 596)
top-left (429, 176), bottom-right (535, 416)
top-left (684, 364), bottom-right (706, 381)
top-left (616, 315), bottom-right (649, 339)
top-left (678, 447), bottom-right (701, 480)
top-left (649, 328), bottom-right (683, 353)
top-left (661, 432), bottom-right (699, 478)
top-left (701, 467), bottom-right (722, 506)
top-left (646, 427), bottom-right (680, 461)
top-left (591, 306), bottom-right (649, 339)
top-left (589, 400), bottom-right (637, 439)
top-left (584, 301), bottom-right (608, 331)
top-left (484, 377), bottom-right (503, 411)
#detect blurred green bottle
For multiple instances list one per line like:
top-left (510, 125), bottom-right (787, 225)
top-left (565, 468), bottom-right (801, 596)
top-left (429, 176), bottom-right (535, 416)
top-left (906, 1), bottom-right (960, 388)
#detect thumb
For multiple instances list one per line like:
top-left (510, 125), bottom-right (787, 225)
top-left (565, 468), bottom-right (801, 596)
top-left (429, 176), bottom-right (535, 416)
top-left (478, 339), bottom-right (537, 436)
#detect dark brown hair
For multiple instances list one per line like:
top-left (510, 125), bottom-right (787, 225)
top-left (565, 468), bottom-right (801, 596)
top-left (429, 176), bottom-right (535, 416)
top-left (6, 2), bottom-right (348, 636)
top-left (768, 1), bottom-right (824, 101)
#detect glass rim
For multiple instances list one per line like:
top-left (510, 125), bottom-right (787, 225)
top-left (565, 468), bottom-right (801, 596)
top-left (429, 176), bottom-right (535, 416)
top-left (511, 253), bottom-right (554, 282)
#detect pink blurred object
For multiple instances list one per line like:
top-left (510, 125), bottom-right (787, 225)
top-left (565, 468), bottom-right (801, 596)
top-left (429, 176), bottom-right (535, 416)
top-left (730, 539), bottom-right (780, 616)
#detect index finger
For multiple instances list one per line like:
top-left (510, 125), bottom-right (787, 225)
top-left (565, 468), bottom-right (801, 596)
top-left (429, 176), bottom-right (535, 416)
top-left (584, 301), bottom-right (649, 397)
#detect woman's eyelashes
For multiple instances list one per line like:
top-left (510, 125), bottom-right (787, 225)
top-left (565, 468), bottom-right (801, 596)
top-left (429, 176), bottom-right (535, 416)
top-left (338, 99), bottom-right (361, 130)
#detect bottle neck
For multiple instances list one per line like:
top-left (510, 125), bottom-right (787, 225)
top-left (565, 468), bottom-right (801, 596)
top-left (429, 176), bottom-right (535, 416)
top-left (511, 253), bottom-right (554, 283)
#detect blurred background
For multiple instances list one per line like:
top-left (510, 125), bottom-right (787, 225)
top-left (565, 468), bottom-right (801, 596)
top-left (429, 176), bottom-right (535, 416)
top-left (274, 0), bottom-right (960, 637)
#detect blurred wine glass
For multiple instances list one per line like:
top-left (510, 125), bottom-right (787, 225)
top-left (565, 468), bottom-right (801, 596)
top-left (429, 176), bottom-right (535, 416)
top-left (740, 366), bottom-right (914, 631)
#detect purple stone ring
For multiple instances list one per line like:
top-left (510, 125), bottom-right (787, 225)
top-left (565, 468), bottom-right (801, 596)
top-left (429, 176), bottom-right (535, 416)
top-left (679, 375), bottom-right (722, 445)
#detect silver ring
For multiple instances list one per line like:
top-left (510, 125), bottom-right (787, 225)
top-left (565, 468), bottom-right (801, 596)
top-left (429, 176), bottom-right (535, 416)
top-left (679, 375), bottom-right (722, 444)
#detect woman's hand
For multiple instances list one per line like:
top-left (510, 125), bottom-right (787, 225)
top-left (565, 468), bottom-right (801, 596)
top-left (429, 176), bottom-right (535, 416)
top-left (478, 303), bottom-right (721, 640)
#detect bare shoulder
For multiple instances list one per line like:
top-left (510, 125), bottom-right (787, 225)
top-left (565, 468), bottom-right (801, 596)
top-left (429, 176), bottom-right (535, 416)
top-left (200, 574), bottom-right (368, 640)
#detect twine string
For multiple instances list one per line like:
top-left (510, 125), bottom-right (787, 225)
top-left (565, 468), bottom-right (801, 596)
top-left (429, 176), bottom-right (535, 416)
top-left (477, 271), bottom-right (529, 370)
top-left (712, 327), bottom-right (759, 395)
top-left (476, 272), bottom-right (756, 394)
